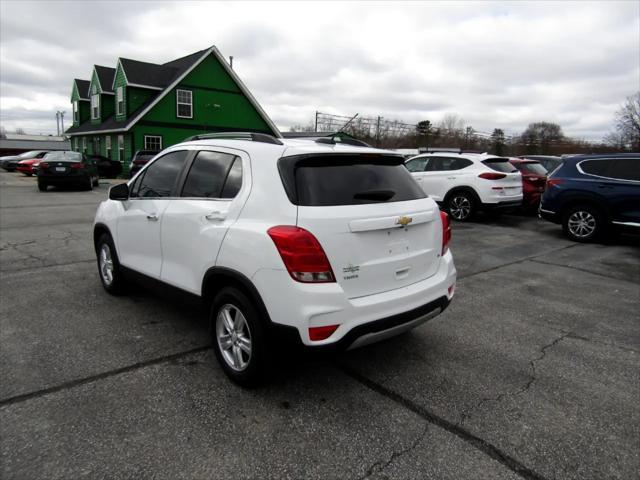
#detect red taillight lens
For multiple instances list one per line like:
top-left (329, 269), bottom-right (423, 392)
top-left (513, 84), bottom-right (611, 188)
top-left (267, 226), bottom-right (335, 283)
top-left (478, 172), bottom-right (506, 180)
top-left (309, 324), bottom-right (339, 341)
top-left (546, 178), bottom-right (564, 188)
top-left (440, 211), bottom-right (451, 255)
top-left (39, 162), bottom-right (49, 169)
top-left (70, 162), bottom-right (84, 170)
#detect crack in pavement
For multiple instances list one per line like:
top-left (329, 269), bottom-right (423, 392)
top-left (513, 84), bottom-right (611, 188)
top-left (358, 421), bottom-right (429, 479)
top-left (529, 258), bottom-right (640, 286)
top-left (0, 345), bottom-right (212, 408)
top-left (458, 331), bottom-right (571, 427)
top-left (340, 364), bottom-right (549, 480)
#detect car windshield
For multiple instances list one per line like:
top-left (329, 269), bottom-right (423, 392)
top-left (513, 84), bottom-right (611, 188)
top-left (483, 158), bottom-right (518, 173)
top-left (519, 162), bottom-right (547, 175)
top-left (44, 151), bottom-right (82, 162)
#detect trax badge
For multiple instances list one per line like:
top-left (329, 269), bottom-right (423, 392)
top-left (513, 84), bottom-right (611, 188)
top-left (396, 216), bottom-right (413, 227)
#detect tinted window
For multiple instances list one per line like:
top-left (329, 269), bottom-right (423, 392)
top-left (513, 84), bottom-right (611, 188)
top-left (425, 157), bottom-right (472, 171)
top-left (44, 151), bottom-right (82, 163)
top-left (609, 158), bottom-right (640, 181)
top-left (137, 150), bottom-right (188, 198)
top-left (405, 157), bottom-right (428, 172)
top-left (182, 151), bottom-right (241, 198)
top-left (281, 155), bottom-right (426, 206)
top-left (518, 162), bottom-right (547, 175)
top-left (580, 159), bottom-right (610, 177)
top-left (483, 158), bottom-right (518, 173)
top-left (221, 157), bottom-right (243, 198)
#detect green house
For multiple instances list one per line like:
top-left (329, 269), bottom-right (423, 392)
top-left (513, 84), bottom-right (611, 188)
top-left (66, 46), bottom-right (279, 175)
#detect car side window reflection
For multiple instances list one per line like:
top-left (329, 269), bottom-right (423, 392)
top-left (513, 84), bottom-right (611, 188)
top-left (136, 151), bottom-right (188, 198)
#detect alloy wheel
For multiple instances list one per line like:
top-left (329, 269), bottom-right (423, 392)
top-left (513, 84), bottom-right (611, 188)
top-left (450, 196), bottom-right (471, 220)
top-left (216, 304), bottom-right (252, 371)
top-left (99, 243), bottom-right (114, 286)
top-left (567, 210), bottom-right (596, 238)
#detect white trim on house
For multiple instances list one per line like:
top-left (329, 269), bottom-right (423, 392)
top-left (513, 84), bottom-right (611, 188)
top-left (144, 135), bottom-right (162, 150)
top-left (127, 83), bottom-right (163, 90)
top-left (82, 137), bottom-right (87, 152)
top-left (116, 86), bottom-right (124, 115)
top-left (73, 100), bottom-right (79, 123)
top-left (176, 89), bottom-right (193, 118)
top-left (112, 58), bottom-right (129, 91)
top-left (91, 94), bottom-right (100, 119)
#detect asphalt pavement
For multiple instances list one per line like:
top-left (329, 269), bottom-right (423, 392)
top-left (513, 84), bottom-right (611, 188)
top-left (1, 170), bottom-right (638, 479)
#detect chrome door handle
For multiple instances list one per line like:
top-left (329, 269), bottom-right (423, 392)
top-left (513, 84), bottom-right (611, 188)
top-left (146, 214), bottom-right (159, 221)
top-left (205, 211), bottom-right (226, 221)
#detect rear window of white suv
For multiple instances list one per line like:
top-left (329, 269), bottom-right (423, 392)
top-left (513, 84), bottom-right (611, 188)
top-left (483, 158), bottom-right (518, 173)
top-left (279, 154), bottom-right (426, 206)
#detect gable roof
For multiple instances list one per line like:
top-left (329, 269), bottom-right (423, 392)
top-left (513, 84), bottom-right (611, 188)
top-left (94, 65), bottom-right (116, 93)
top-left (66, 46), bottom-right (280, 137)
top-left (119, 58), bottom-right (176, 89)
top-left (74, 79), bottom-right (90, 100)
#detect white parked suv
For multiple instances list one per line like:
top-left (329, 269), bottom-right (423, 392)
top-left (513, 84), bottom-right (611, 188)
top-left (405, 151), bottom-right (523, 220)
top-left (94, 133), bottom-right (457, 386)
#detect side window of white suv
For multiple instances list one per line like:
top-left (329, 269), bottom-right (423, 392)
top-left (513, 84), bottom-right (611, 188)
top-left (132, 150), bottom-right (189, 198)
top-left (428, 157), bottom-right (472, 171)
top-left (181, 151), bottom-right (243, 198)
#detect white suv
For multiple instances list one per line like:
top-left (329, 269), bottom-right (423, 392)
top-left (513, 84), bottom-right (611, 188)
top-left (405, 151), bottom-right (523, 220)
top-left (94, 133), bottom-right (457, 386)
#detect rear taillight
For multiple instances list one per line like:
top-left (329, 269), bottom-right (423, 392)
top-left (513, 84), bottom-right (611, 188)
top-left (546, 178), bottom-right (564, 188)
top-left (70, 163), bottom-right (85, 170)
top-left (440, 211), bottom-right (451, 255)
top-left (478, 172), bottom-right (506, 180)
top-left (39, 162), bottom-right (49, 169)
top-left (309, 324), bottom-right (339, 341)
top-left (267, 226), bottom-right (335, 283)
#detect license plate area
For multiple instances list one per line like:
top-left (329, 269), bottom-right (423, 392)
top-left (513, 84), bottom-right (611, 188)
top-left (55, 167), bottom-right (66, 172)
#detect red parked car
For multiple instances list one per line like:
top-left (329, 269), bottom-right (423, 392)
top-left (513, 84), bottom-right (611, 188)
top-left (16, 158), bottom-right (43, 176)
top-left (508, 158), bottom-right (548, 210)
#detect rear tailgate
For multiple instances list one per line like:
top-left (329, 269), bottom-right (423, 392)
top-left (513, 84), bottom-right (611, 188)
top-left (483, 158), bottom-right (522, 195)
top-left (280, 153), bottom-right (442, 299)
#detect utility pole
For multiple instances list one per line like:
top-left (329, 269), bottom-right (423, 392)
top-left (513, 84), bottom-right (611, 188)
top-left (55, 112), bottom-right (60, 136)
top-left (376, 116), bottom-right (382, 147)
top-left (229, 56), bottom-right (233, 69)
top-left (59, 111), bottom-right (65, 135)
top-left (315, 111), bottom-right (318, 132)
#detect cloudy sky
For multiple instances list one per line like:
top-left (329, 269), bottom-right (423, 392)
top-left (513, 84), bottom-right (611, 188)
top-left (0, 1), bottom-right (638, 140)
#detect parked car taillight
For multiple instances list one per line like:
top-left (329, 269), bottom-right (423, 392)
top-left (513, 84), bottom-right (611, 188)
top-left (267, 226), bottom-right (335, 283)
top-left (440, 211), bottom-right (451, 255)
top-left (478, 172), bottom-right (507, 180)
top-left (70, 163), bottom-right (85, 170)
top-left (39, 162), bottom-right (49, 169)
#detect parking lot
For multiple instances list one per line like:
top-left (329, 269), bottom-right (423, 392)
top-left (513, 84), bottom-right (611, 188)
top-left (0, 169), bottom-right (638, 480)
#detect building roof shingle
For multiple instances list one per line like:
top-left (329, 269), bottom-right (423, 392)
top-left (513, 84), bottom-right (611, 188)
top-left (94, 65), bottom-right (116, 93)
top-left (74, 79), bottom-right (90, 99)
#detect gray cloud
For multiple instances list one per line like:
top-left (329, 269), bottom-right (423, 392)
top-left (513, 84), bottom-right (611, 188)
top-left (1, 1), bottom-right (638, 140)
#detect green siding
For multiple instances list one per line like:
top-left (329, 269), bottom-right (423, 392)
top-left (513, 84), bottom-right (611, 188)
top-left (180, 54), bottom-right (240, 91)
top-left (89, 70), bottom-right (102, 125)
top-left (127, 87), bottom-right (155, 116)
top-left (71, 81), bottom-right (81, 102)
top-left (114, 63), bottom-right (127, 121)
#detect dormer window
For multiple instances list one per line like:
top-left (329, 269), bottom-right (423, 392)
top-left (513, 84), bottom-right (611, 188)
top-left (176, 89), bottom-right (193, 118)
top-left (116, 86), bottom-right (124, 115)
top-left (91, 93), bottom-right (100, 119)
top-left (73, 100), bottom-right (79, 123)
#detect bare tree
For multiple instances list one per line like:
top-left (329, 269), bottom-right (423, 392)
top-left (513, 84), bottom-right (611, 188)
top-left (607, 92), bottom-right (640, 150)
top-left (15, 127), bottom-right (26, 134)
top-left (288, 121), bottom-right (316, 132)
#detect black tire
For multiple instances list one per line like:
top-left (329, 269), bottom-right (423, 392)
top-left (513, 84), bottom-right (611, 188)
top-left (562, 204), bottom-right (604, 242)
top-left (93, 176), bottom-right (99, 187)
top-left (446, 191), bottom-right (476, 221)
top-left (96, 233), bottom-right (126, 295)
top-left (38, 180), bottom-right (47, 192)
top-left (210, 287), bottom-right (271, 387)
top-left (85, 175), bottom-right (93, 191)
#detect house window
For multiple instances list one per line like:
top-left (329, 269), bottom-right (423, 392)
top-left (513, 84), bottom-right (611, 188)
top-left (176, 89), bottom-right (193, 118)
top-left (144, 135), bottom-right (162, 151)
top-left (91, 94), bottom-right (100, 119)
top-left (116, 86), bottom-right (124, 115)
top-left (73, 101), bottom-right (79, 123)
top-left (118, 135), bottom-right (125, 162)
top-left (106, 136), bottom-right (112, 158)
top-left (82, 137), bottom-right (87, 152)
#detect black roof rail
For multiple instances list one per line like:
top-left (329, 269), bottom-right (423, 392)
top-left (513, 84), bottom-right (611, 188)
top-left (315, 136), bottom-right (372, 147)
top-left (184, 132), bottom-right (283, 145)
top-left (417, 147), bottom-right (487, 154)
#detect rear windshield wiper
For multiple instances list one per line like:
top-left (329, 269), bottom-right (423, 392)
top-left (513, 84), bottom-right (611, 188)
top-left (353, 189), bottom-right (396, 201)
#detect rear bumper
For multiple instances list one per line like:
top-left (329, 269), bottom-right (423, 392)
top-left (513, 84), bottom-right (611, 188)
top-left (38, 174), bottom-right (88, 185)
top-left (481, 199), bottom-right (522, 210)
top-left (254, 250), bottom-right (456, 348)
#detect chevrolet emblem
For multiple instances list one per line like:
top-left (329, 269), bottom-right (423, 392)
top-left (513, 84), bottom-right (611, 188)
top-left (396, 216), bottom-right (413, 226)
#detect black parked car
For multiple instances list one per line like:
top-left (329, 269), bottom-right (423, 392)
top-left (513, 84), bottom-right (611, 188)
top-left (89, 155), bottom-right (122, 178)
top-left (519, 155), bottom-right (562, 173)
top-left (37, 151), bottom-right (100, 192)
top-left (129, 150), bottom-right (159, 177)
top-left (539, 153), bottom-right (640, 242)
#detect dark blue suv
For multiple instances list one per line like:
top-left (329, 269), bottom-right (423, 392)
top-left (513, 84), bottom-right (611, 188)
top-left (539, 154), bottom-right (639, 242)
